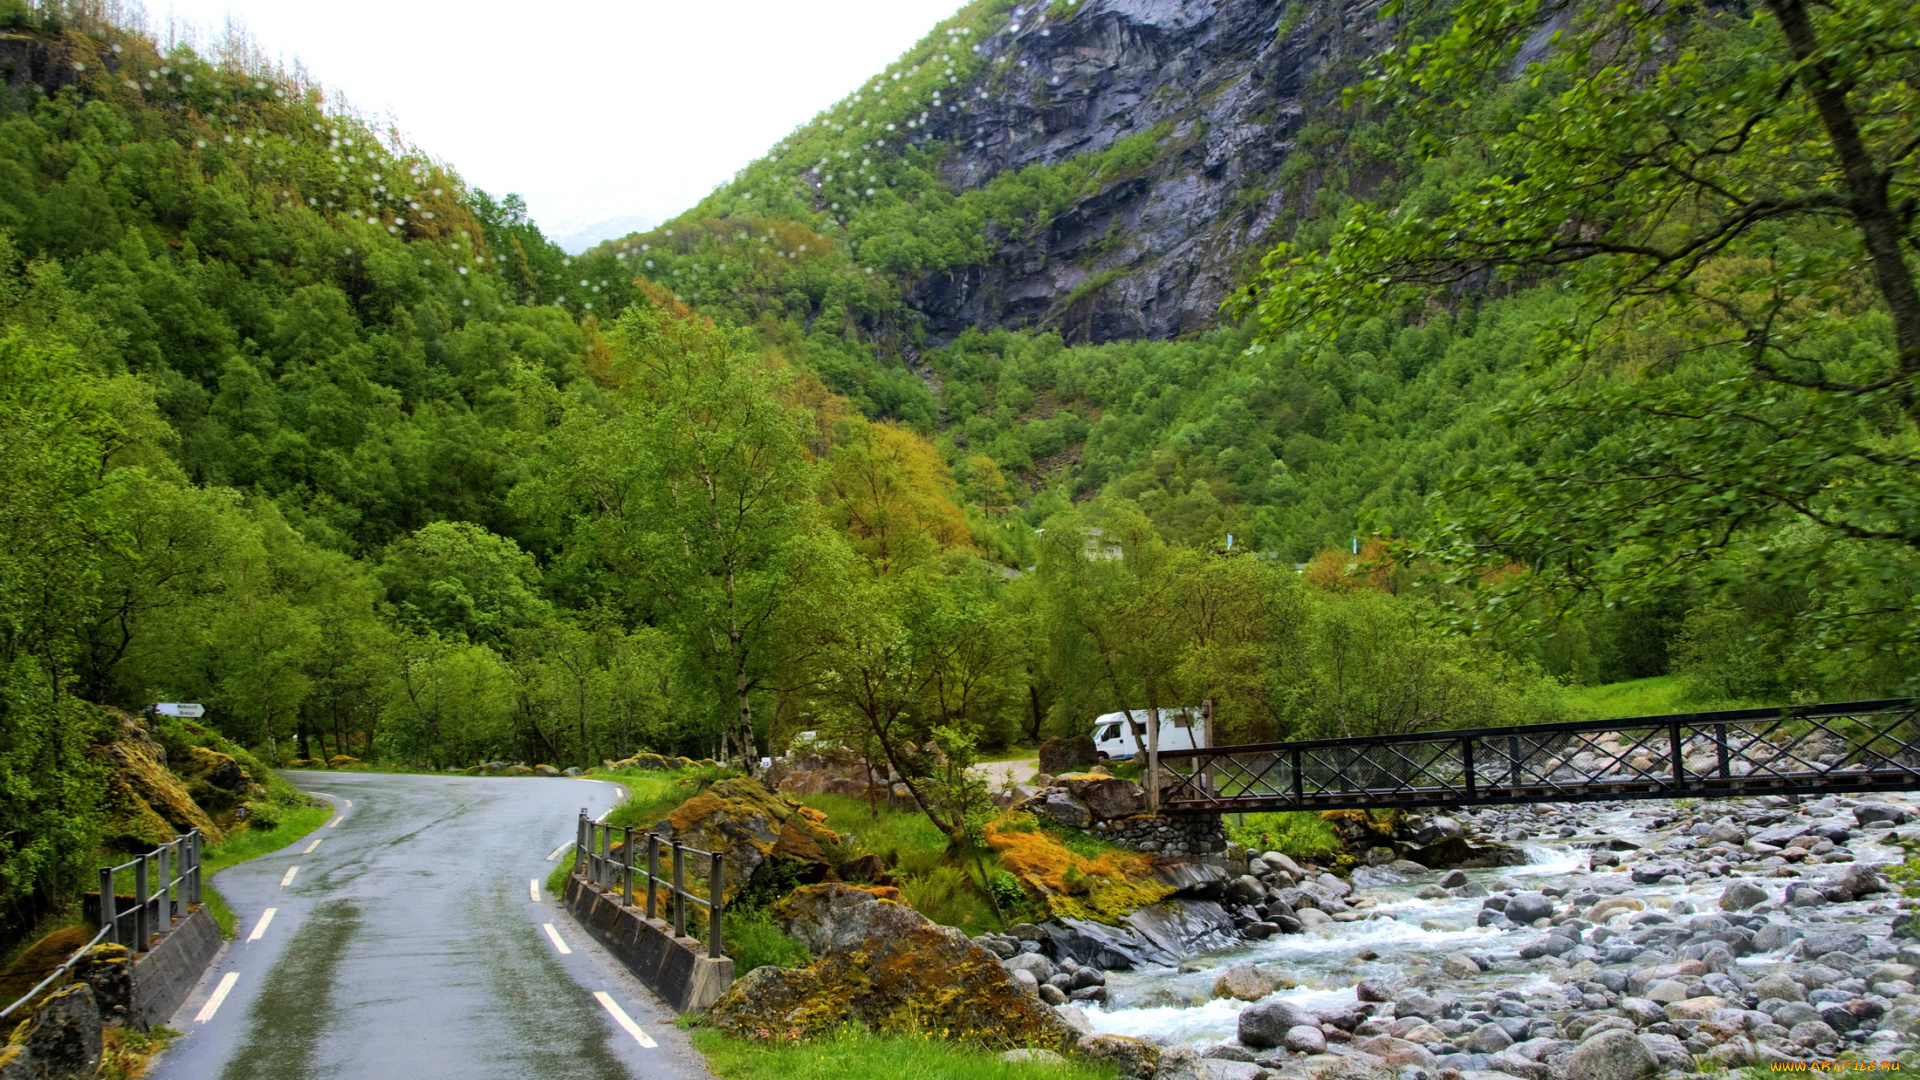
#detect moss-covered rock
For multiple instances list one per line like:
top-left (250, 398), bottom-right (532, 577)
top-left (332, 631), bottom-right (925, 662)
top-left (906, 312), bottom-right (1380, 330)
top-left (327, 755), bottom-right (361, 768)
top-left (612, 752), bottom-right (673, 771)
top-left (705, 883), bottom-right (1080, 1051)
top-left (89, 735), bottom-right (221, 850)
top-left (648, 778), bottom-right (839, 903)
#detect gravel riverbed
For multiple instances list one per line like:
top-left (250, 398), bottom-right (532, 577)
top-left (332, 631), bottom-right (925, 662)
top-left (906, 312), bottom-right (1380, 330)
top-left (986, 792), bottom-right (1920, 1080)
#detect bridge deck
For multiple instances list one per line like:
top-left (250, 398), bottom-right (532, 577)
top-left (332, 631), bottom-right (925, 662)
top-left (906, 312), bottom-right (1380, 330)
top-left (1154, 698), bottom-right (1920, 815)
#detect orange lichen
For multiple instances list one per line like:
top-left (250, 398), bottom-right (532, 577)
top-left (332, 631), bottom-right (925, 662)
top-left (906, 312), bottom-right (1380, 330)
top-left (985, 820), bottom-right (1173, 924)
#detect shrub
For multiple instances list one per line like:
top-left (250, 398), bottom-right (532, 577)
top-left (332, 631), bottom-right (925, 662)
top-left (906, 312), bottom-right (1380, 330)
top-left (721, 908), bottom-right (812, 974)
top-left (1225, 811), bottom-right (1340, 861)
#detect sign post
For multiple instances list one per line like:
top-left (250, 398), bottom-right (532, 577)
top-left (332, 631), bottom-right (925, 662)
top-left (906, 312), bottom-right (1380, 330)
top-left (153, 704), bottom-right (205, 718)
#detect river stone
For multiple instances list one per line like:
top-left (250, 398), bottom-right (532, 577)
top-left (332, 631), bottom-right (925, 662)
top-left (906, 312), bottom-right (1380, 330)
top-left (1506, 892), bottom-right (1555, 924)
top-left (1753, 972), bottom-right (1803, 1002)
top-left (1282, 1024), bottom-right (1326, 1053)
top-left (1566, 1028), bottom-right (1658, 1080)
top-left (1356, 977), bottom-right (1390, 1003)
top-left (1199, 1062), bottom-right (1264, 1080)
top-left (1615, 997), bottom-right (1665, 1027)
top-left (1403, 1023), bottom-right (1447, 1044)
top-left (1078, 1034), bottom-right (1161, 1078)
top-left (1054, 1004), bottom-right (1095, 1036)
top-left (1442, 952), bottom-right (1481, 979)
top-left (1719, 881), bottom-right (1767, 911)
top-left (1039, 984), bottom-right (1068, 1005)
top-left (1833, 863), bottom-right (1886, 899)
top-left (1010, 968), bottom-right (1040, 995)
top-left (1154, 1045), bottom-right (1207, 1080)
top-left (1238, 999), bottom-right (1319, 1048)
top-left (1005, 952), bottom-right (1057, 984)
top-left (1753, 922), bottom-right (1800, 952)
top-left (1466, 1023), bottom-right (1514, 1054)
top-left (1261, 851), bottom-right (1305, 877)
top-left (1586, 897), bottom-right (1643, 922)
top-left (1662, 995), bottom-right (1726, 1021)
top-left (1790, 1019), bottom-right (1840, 1046)
top-left (1213, 962), bottom-right (1276, 1002)
top-left (1644, 979), bottom-right (1689, 1004)
top-left (1352, 1035), bottom-right (1435, 1068)
top-left (1772, 1001), bottom-right (1821, 1027)
top-left (1855, 804), bottom-right (1911, 827)
top-left (1637, 1032), bottom-right (1692, 1071)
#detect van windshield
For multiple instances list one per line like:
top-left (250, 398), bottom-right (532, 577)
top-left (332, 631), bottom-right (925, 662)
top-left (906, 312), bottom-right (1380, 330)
top-left (1097, 724), bottom-right (1120, 741)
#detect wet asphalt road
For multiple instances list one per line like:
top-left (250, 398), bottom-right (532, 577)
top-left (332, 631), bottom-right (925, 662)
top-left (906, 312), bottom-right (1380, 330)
top-left (153, 772), bottom-right (715, 1080)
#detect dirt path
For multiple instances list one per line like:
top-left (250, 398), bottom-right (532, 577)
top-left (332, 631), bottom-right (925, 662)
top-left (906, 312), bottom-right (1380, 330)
top-left (971, 758), bottom-right (1040, 790)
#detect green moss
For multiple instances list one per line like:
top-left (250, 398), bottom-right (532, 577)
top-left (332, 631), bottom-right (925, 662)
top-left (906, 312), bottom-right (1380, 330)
top-left (690, 1026), bottom-right (1119, 1079)
top-left (1225, 811), bottom-right (1341, 861)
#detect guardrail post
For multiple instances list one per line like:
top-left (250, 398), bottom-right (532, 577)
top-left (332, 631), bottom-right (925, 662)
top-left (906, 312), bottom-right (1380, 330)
top-left (133, 853), bottom-right (149, 953)
top-left (621, 826), bottom-right (634, 906)
top-left (193, 830), bottom-right (204, 905)
top-left (99, 867), bottom-right (116, 946)
top-left (671, 840), bottom-right (685, 938)
top-left (156, 842), bottom-right (171, 930)
top-left (708, 852), bottom-right (724, 960)
top-left (645, 834), bottom-right (659, 920)
top-left (576, 810), bottom-right (587, 879)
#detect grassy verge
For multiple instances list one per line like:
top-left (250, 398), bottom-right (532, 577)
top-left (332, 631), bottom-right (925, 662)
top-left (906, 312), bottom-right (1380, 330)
top-left (689, 1028), bottom-right (1118, 1079)
top-left (1224, 811), bottom-right (1341, 862)
top-left (975, 747), bottom-right (1038, 763)
top-left (797, 793), bottom-right (1013, 934)
top-left (199, 801), bottom-right (332, 937)
top-left (1562, 675), bottom-right (1757, 719)
top-left (100, 1024), bottom-right (178, 1080)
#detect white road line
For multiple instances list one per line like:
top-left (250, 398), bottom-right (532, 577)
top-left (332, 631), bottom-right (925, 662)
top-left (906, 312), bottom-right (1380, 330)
top-left (195, 972), bottom-right (240, 1023)
top-left (529, 879), bottom-right (540, 902)
top-left (545, 844), bottom-right (569, 862)
top-left (542, 922), bottom-right (572, 955)
top-left (328, 814), bottom-right (344, 828)
top-left (343, 798), bottom-right (353, 808)
top-left (303, 838), bottom-right (322, 854)
top-left (594, 809), bottom-right (611, 823)
top-left (246, 908), bottom-right (278, 942)
top-left (593, 992), bottom-right (658, 1048)
top-left (280, 866), bottom-right (299, 888)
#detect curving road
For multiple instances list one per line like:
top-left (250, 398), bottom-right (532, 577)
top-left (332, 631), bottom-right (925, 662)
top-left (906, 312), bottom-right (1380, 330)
top-left (152, 771), bottom-right (714, 1080)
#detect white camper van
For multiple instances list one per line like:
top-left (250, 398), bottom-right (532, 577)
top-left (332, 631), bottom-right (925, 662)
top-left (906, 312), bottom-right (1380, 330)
top-left (1091, 707), bottom-right (1206, 760)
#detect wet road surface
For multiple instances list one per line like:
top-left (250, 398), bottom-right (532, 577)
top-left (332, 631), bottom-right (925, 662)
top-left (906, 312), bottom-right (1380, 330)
top-left (153, 771), bottom-right (715, 1080)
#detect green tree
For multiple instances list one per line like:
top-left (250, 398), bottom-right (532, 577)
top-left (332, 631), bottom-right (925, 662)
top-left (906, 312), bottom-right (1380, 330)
top-left (1250, 0), bottom-right (1920, 663)
top-left (379, 520), bottom-right (550, 647)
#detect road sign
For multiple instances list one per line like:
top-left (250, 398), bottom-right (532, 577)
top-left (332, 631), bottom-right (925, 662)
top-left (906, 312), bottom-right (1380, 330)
top-left (153, 703), bottom-right (205, 718)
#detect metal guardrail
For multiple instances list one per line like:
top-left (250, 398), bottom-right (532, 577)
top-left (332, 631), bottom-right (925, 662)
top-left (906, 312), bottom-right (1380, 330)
top-left (573, 810), bottom-right (724, 960)
top-left (0, 828), bottom-right (204, 1023)
top-left (1156, 699), bottom-right (1920, 814)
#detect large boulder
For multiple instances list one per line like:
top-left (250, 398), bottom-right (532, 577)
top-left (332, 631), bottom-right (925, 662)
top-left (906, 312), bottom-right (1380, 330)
top-left (1038, 735), bottom-right (1099, 776)
top-left (1076, 1034), bottom-right (1160, 1078)
top-left (1212, 962), bottom-right (1276, 1002)
top-left (1079, 778), bottom-right (1143, 821)
top-left (644, 778), bottom-right (840, 902)
top-left (89, 730), bottom-right (222, 850)
top-left (3, 983), bottom-right (102, 1080)
top-left (1567, 1028), bottom-right (1658, 1080)
top-left (1040, 791), bottom-right (1092, 829)
top-left (706, 884), bottom-right (1079, 1051)
top-left (1405, 836), bottom-right (1528, 868)
top-left (1237, 999), bottom-right (1319, 1049)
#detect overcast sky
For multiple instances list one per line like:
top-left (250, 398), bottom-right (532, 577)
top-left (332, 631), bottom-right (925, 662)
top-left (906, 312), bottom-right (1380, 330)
top-left (150, 0), bottom-right (966, 250)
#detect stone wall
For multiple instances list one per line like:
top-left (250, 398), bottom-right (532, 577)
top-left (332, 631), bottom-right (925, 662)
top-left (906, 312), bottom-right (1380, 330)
top-left (1090, 813), bottom-right (1227, 856)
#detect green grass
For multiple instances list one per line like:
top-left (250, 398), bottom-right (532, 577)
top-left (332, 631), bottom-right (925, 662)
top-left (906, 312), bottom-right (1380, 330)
top-left (1225, 811), bottom-right (1341, 861)
top-left (546, 851), bottom-right (577, 897)
top-left (690, 1027), bottom-right (1118, 1079)
top-left (598, 766), bottom-right (737, 831)
top-left (719, 908), bottom-right (812, 973)
top-left (797, 794), bottom-right (1011, 934)
top-left (1563, 676), bottom-right (1757, 720)
top-left (199, 801), bottom-right (332, 936)
top-left (974, 747), bottom-right (1039, 763)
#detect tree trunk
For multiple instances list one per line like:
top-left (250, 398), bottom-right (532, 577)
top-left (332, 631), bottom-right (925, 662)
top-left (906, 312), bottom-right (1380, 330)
top-left (1765, 0), bottom-right (1920, 411)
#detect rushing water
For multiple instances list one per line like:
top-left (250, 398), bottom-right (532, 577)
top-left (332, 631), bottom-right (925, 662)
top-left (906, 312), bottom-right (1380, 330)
top-left (1080, 799), bottom-right (1915, 1049)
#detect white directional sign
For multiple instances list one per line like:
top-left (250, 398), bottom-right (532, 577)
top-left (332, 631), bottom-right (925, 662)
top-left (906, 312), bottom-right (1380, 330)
top-left (154, 703), bottom-right (205, 718)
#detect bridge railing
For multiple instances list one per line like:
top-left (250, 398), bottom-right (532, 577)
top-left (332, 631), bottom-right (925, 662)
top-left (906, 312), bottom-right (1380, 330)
top-left (574, 810), bottom-right (724, 959)
top-left (1155, 698), bottom-right (1920, 813)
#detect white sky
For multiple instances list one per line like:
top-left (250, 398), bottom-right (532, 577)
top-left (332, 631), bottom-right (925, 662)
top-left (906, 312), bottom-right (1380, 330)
top-left (151, 0), bottom-right (966, 249)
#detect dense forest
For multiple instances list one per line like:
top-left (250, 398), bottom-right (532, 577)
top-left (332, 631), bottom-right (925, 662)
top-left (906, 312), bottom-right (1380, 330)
top-left (3, 0), bottom-right (1916, 943)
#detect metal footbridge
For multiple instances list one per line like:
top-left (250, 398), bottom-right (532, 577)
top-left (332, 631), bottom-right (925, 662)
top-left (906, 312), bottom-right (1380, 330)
top-left (1156, 699), bottom-right (1920, 814)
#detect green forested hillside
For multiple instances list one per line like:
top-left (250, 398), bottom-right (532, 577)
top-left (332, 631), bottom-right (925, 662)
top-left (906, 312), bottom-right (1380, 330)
top-left (2, 0), bottom-right (1915, 951)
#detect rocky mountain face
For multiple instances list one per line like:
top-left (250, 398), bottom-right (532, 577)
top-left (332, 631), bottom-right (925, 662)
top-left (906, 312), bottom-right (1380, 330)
top-left (907, 0), bottom-right (1387, 344)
